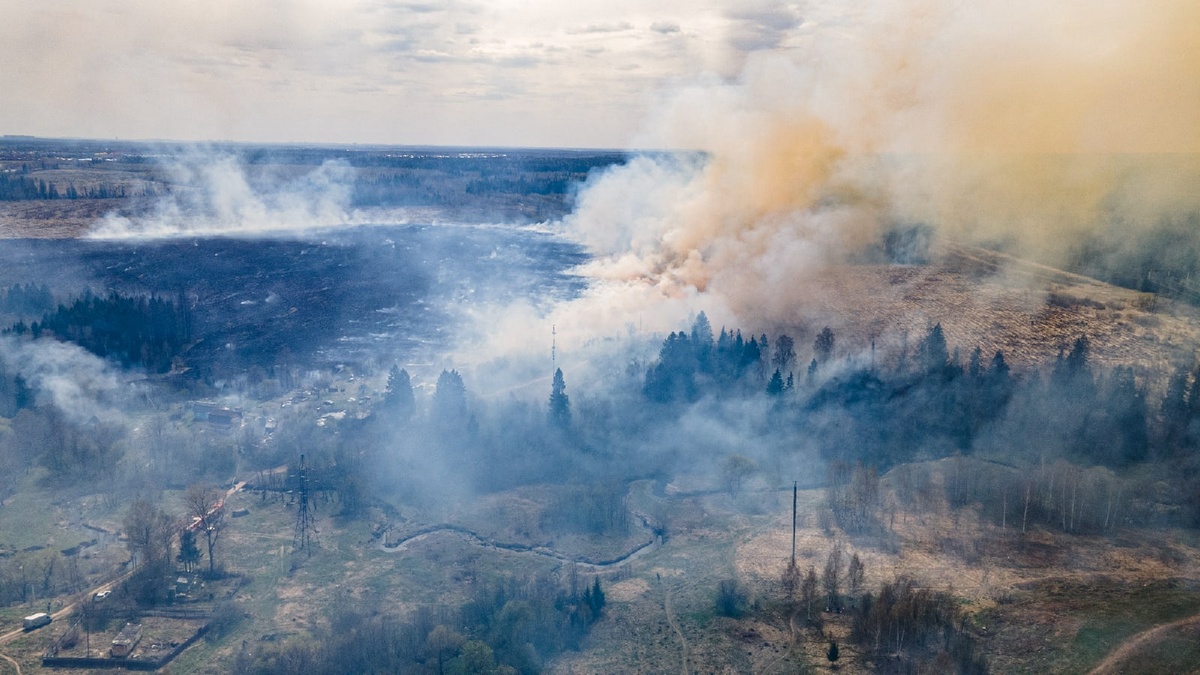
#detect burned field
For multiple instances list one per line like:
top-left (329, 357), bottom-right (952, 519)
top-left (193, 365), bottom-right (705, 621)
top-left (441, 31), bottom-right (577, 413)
top-left (0, 223), bottom-right (588, 375)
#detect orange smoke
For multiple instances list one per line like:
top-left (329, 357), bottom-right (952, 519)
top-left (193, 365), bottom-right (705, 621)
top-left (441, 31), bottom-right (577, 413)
top-left (566, 0), bottom-right (1200, 327)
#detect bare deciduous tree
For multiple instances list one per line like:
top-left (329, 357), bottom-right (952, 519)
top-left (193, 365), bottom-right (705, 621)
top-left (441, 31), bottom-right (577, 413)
top-left (185, 483), bottom-right (226, 575)
top-left (801, 566), bottom-right (820, 623)
top-left (822, 541), bottom-right (845, 610)
top-left (848, 552), bottom-right (865, 598)
top-left (123, 499), bottom-right (175, 566)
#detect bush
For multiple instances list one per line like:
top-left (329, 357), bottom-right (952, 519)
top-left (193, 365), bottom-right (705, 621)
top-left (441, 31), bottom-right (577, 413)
top-left (715, 579), bottom-right (746, 618)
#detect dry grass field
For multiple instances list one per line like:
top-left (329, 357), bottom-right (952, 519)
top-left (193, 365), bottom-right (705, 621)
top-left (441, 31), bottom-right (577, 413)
top-left (802, 243), bottom-right (1200, 386)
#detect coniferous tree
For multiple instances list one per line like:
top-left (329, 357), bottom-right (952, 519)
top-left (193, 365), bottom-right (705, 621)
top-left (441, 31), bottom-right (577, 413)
top-left (548, 368), bottom-right (571, 429)
top-left (1186, 365), bottom-right (1200, 446)
top-left (690, 311), bottom-right (714, 371)
top-left (1162, 364), bottom-right (1190, 452)
top-left (384, 365), bottom-right (416, 421)
top-left (814, 327), bottom-right (835, 364)
top-left (919, 323), bottom-right (949, 373)
top-left (968, 346), bottom-right (983, 379)
top-left (178, 529), bottom-right (202, 573)
top-left (432, 369), bottom-right (467, 427)
top-left (773, 334), bottom-right (796, 372)
top-left (766, 369), bottom-right (785, 397)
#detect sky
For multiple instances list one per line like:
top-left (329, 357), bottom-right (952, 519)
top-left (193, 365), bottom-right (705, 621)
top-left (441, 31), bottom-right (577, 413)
top-left (0, 0), bottom-right (805, 149)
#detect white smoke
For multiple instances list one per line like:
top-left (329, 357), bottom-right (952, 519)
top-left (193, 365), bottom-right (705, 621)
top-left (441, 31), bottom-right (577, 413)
top-left (0, 336), bottom-right (130, 425)
top-left (89, 151), bottom-right (357, 239)
top-left (460, 0), bottom-right (1200, 386)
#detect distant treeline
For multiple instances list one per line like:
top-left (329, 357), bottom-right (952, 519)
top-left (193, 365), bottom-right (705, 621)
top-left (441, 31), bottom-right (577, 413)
top-left (1068, 213), bottom-right (1200, 306)
top-left (6, 290), bottom-right (193, 373)
top-left (0, 171), bottom-right (132, 200)
top-left (0, 283), bottom-right (54, 316)
top-left (642, 313), bottom-right (1200, 525)
top-left (347, 152), bottom-right (626, 208)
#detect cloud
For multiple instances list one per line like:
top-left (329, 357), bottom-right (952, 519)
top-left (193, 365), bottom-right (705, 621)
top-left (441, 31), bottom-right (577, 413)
top-left (568, 21), bottom-right (635, 35)
top-left (725, 3), bottom-right (803, 52)
top-left (0, 1), bottom-right (756, 147)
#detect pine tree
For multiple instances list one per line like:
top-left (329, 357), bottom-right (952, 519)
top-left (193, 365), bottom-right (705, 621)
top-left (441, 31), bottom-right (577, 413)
top-left (919, 323), bottom-right (949, 373)
top-left (549, 368), bottom-right (571, 428)
top-left (814, 327), bottom-right (835, 364)
top-left (589, 577), bottom-right (605, 617)
top-left (432, 369), bottom-right (467, 427)
top-left (384, 365), bottom-right (415, 420)
top-left (968, 346), bottom-right (983, 378)
top-left (178, 529), bottom-right (202, 573)
top-left (766, 369), bottom-right (785, 397)
top-left (1162, 364), bottom-right (1190, 452)
top-left (773, 334), bottom-right (796, 372)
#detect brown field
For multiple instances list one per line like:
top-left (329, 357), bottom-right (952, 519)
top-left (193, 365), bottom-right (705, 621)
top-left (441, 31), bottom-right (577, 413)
top-left (802, 243), bottom-right (1200, 386)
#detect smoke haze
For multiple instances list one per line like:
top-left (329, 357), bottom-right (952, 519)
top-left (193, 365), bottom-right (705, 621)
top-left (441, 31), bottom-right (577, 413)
top-left (560, 0), bottom-right (1200, 332)
top-left (0, 336), bottom-right (129, 425)
top-left (90, 152), bottom-right (356, 239)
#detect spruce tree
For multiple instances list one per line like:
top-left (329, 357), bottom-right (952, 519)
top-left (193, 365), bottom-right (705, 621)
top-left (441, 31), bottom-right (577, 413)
top-left (549, 368), bottom-right (571, 428)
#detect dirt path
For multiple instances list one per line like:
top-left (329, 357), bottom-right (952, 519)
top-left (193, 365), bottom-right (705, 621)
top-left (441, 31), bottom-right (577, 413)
top-left (0, 650), bottom-right (20, 675)
top-left (663, 581), bottom-right (688, 675)
top-left (1087, 611), bottom-right (1200, 675)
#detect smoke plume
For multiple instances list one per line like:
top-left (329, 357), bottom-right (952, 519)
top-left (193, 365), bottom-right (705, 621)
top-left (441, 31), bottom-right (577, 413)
top-left (0, 336), bottom-right (130, 425)
top-left (561, 0), bottom-right (1200, 330)
top-left (89, 151), bottom-right (356, 239)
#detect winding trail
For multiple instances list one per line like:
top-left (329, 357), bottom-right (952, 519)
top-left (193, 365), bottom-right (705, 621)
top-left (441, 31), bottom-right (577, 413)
top-left (378, 517), bottom-right (660, 570)
top-left (663, 582), bottom-right (688, 675)
top-left (0, 650), bottom-right (20, 675)
top-left (1087, 611), bottom-right (1200, 675)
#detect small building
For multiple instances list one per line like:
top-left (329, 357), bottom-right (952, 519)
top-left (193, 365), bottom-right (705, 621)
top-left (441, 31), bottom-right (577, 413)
top-left (111, 622), bottom-right (142, 658)
top-left (207, 408), bottom-right (242, 430)
top-left (191, 401), bottom-right (218, 421)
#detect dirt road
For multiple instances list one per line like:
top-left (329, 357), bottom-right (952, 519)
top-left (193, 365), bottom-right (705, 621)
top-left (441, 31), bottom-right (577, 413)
top-left (1087, 611), bottom-right (1200, 675)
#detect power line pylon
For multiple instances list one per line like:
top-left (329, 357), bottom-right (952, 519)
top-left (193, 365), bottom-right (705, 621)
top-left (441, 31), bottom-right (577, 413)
top-left (293, 453), bottom-right (318, 557)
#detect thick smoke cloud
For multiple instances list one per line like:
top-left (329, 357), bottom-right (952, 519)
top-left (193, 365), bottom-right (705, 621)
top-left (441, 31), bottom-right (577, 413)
top-left (559, 0), bottom-right (1200, 331)
top-left (0, 336), bottom-right (129, 425)
top-left (90, 151), bottom-right (355, 238)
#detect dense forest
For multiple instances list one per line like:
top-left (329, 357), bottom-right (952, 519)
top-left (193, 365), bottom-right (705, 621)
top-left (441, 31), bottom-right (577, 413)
top-left (6, 290), bottom-right (192, 373)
